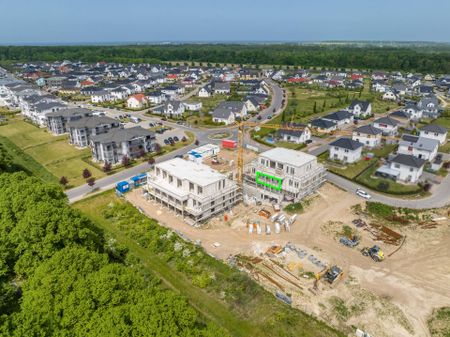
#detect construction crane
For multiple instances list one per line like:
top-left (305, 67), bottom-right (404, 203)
top-left (234, 120), bottom-right (400, 188)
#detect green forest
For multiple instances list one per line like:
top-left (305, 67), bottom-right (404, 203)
top-left (1, 44), bottom-right (450, 73)
top-left (0, 148), bottom-right (225, 336)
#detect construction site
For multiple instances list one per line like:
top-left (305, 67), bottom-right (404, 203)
top-left (124, 123), bottom-right (450, 337)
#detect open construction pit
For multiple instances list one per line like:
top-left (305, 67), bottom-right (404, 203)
top-left (126, 183), bottom-right (450, 337)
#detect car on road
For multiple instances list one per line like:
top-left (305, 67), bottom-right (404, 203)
top-left (174, 154), bottom-right (183, 159)
top-left (266, 115), bottom-right (272, 119)
top-left (256, 115), bottom-right (262, 120)
top-left (149, 122), bottom-right (156, 127)
top-left (130, 116), bottom-right (141, 123)
top-left (356, 188), bottom-right (371, 199)
top-left (305, 139), bottom-right (313, 144)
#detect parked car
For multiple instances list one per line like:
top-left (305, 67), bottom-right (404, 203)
top-left (173, 136), bottom-right (179, 142)
top-left (168, 137), bottom-right (174, 142)
top-left (305, 139), bottom-right (313, 144)
top-left (130, 116), bottom-right (141, 123)
top-left (356, 188), bottom-right (371, 199)
top-left (256, 115), bottom-right (262, 120)
top-left (149, 122), bottom-right (156, 127)
top-left (266, 115), bottom-right (272, 119)
top-left (163, 139), bottom-right (170, 145)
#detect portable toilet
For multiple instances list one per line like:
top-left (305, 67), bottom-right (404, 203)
top-left (116, 181), bottom-right (131, 195)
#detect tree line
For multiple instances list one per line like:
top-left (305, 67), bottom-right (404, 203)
top-left (0, 150), bottom-right (225, 336)
top-left (0, 44), bottom-right (449, 73)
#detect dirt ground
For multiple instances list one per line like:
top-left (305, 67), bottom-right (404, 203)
top-left (201, 148), bottom-right (259, 174)
top-left (126, 183), bottom-right (450, 337)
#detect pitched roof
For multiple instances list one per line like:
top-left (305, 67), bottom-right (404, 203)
top-left (399, 134), bottom-right (439, 152)
top-left (67, 116), bottom-right (118, 128)
top-left (212, 108), bottom-right (234, 119)
top-left (91, 126), bottom-right (154, 144)
top-left (46, 108), bottom-right (92, 118)
top-left (323, 110), bottom-right (353, 121)
top-left (349, 100), bottom-right (370, 111)
top-left (354, 124), bottom-right (383, 135)
top-left (330, 137), bottom-right (363, 150)
top-left (374, 116), bottom-right (399, 126)
top-left (391, 154), bottom-right (426, 168)
top-left (420, 124), bottom-right (447, 134)
top-left (310, 118), bottom-right (337, 129)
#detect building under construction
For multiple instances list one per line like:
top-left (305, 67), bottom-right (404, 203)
top-left (243, 148), bottom-right (326, 204)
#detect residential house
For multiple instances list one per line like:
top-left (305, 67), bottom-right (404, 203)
top-left (419, 124), bottom-right (447, 145)
top-left (146, 91), bottom-right (165, 104)
top-left (347, 100), bottom-right (372, 118)
top-left (216, 101), bottom-right (247, 118)
top-left (127, 94), bottom-right (148, 109)
top-left (373, 116), bottom-right (399, 136)
top-left (382, 90), bottom-right (399, 101)
top-left (352, 125), bottom-right (383, 148)
top-left (154, 100), bottom-right (185, 118)
top-left (91, 91), bottom-right (111, 103)
top-left (329, 138), bottom-right (363, 163)
top-left (403, 104), bottom-right (423, 121)
top-left (183, 101), bottom-right (202, 112)
top-left (277, 124), bottom-right (311, 144)
top-left (417, 96), bottom-right (440, 119)
top-left (244, 96), bottom-right (261, 112)
top-left (90, 126), bottom-right (155, 164)
top-left (213, 82), bottom-right (231, 95)
top-left (212, 108), bottom-right (235, 125)
top-left (309, 118), bottom-right (338, 133)
top-left (376, 154), bottom-right (425, 184)
top-left (198, 86), bottom-right (212, 98)
top-left (398, 134), bottom-right (439, 161)
top-left (322, 110), bottom-right (354, 128)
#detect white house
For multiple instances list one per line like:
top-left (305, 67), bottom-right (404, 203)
top-left (376, 154), bottom-right (425, 184)
top-left (212, 108), bottom-right (235, 125)
top-left (352, 125), bottom-right (383, 148)
top-left (382, 90), bottom-right (398, 101)
top-left (126, 94), bottom-right (148, 109)
top-left (403, 104), bottom-right (423, 121)
top-left (183, 101), bottom-right (202, 112)
top-left (329, 138), bottom-right (363, 163)
top-left (419, 124), bottom-right (447, 145)
top-left (322, 110), bottom-right (354, 128)
top-left (278, 125), bottom-right (311, 144)
top-left (373, 116), bottom-right (399, 136)
top-left (146, 91), bottom-right (165, 104)
top-left (347, 100), bottom-right (372, 118)
top-left (198, 86), bottom-right (212, 98)
top-left (155, 100), bottom-right (185, 117)
top-left (398, 135), bottom-right (439, 161)
top-left (216, 101), bottom-right (247, 118)
top-left (91, 91), bottom-right (111, 103)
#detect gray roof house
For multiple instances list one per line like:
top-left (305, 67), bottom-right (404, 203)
top-left (90, 126), bottom-right (156, 164)
top-left (347, 100), bottom-right (372, 117)
top-left (398, 134), bottom-right (439, 161)
top-left (322, 110), bottom-right (354, 126)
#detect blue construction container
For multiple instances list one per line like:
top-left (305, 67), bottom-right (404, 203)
top-left (116, 181), bottom-right (131, 194)
top-left (130, 173), bottom-right (147, 187)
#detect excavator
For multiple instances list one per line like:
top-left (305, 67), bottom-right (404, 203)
top-left (313, 265), bottom-right (344, 290)
top-left (361, 245), bottom-right (385, 262)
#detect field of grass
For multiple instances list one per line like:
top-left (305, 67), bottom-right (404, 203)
top-left (428, 307), bottom-right (450, 337)
top-left (0, 118), bottom-right (105, 187)
top-left (0, 135), bottom-right (58, 183)
top-left (74, 191), bottom-right (345, 337)
top-left (433, 116), bottom-right (450, 129)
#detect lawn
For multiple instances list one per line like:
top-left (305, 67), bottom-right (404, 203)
top-left (356, 164), bottom-right (424, 195)
top-left (0, 118), bottom-right (105, 187)
top-left (74, 191), bottom-right (345, 337)
top-left (433, 116), bottom-right (450, 129)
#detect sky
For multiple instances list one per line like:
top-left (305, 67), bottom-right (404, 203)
top-left (0, 0), bottom-right (449, 44)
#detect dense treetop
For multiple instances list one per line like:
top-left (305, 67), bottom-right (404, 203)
top-left (1, 44), bottom-right (449, 73)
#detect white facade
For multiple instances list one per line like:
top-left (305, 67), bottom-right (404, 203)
top-left (244, 148), bottom-right (326, 204)
top-left (183, 102), bottom-right (202, 111)
top-left (329, 144), bottom-right (362, 163)
top-left (198, 87), bottom-right (211, 97)
top-left (419, 129), bottom-right (447, 145)
top-left (146, 158), bottom-right (240, 224)
top-left (389, 161), bottom-right (423, 183)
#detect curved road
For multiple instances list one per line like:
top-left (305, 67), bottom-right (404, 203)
top-left (66, 79), bottom-right (450, 210)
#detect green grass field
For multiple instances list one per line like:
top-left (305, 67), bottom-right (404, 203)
top-left (74, 191), bottom-right (345, 337)
top-left (0, 118), bottom-right (105, 187)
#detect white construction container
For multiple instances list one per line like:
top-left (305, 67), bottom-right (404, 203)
top-left (249, 224), bottom-right (254, 234)
top-left (270, 213), bottom-right (279, 222)
top-left (266, 224), bottom-right (271, 235)
top-left (256, 224), bottom-right (262, 235)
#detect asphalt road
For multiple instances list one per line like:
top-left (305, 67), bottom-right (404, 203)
top-left (65, 79), bottom-right (450, 209)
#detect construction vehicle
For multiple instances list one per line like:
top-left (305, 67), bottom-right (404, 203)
top-left (339, 235), bottom-right (360, 248)
top-left (324, 265), bottom-right (344, 284)
top-left (361, 245), bottom-right (385, 262)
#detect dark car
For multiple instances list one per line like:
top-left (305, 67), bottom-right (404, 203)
top-left (163, 139), bottom-right (170, 145)
top-left (305, 139), bottom-right (313, 144)
top-left (256, 115), bottom-right (262, 120)
top-left (168, 137), bottom-right (174, 142)
top-left (266, 115), bottom-right (272, 119)
top-left (173, 136), bottom-right (179, 142)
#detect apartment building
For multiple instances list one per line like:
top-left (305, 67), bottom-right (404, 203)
top-left (46, 108), bottom-right (92, 135)
top-left (146, 158), bottom-right (240, 225)
top-left (67, 116), bottom-right (121, 148)
top-left (90, 126), bottom-right (155, 164)
top-left (243, 148), bottom-right (326, 204)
